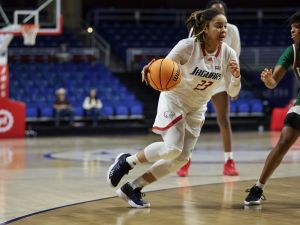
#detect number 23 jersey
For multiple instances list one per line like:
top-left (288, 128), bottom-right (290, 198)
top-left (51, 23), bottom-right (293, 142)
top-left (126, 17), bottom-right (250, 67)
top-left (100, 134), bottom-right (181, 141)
top-left (165, 37), bottom-right (241, 110)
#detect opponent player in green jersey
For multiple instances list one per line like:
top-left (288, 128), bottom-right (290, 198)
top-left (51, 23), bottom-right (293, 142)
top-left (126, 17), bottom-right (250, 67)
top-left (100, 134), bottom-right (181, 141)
top-left (244, 10), bottom-right (300, 206)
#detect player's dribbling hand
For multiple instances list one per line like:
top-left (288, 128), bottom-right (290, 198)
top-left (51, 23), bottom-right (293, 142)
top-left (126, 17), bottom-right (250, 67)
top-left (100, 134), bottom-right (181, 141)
top-left (229, 59), bottom-right (240, 78)
top-left (141, 58), bottom-right (156, 85)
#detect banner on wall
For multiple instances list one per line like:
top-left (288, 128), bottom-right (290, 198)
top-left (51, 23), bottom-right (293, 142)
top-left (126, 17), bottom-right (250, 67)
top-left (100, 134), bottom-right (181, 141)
top-left (0, 65), bottom-right (25, 138)
top-left (0, 100), bottom-right (25, 138)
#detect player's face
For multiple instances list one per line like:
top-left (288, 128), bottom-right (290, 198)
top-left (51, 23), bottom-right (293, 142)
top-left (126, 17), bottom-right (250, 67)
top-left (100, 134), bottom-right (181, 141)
top-left (205, 14), bottom-right (227, 43)
top-left (291, 22), bottom-right (300, 43)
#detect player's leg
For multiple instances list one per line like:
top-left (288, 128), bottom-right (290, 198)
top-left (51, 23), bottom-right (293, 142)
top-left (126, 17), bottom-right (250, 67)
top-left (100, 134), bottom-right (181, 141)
top-left (244, 125), bottom-right (300, 205)
top-left (177, 110), bottom-right (204, 177)
top-left (107, 93), bottom-right (185, 187)
top-left (107, 118), bottom-right (185, 187)
top-left (211, 91), bottom-right (239, 176)
top-left (117, 128), bottom-right (198, 208)
top-left (146, 129), bottom-right (197, 182)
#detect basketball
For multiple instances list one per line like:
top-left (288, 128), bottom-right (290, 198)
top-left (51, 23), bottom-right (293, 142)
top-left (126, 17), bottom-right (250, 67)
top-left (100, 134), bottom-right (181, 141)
top-left (147, 58), bottom-right (182, 91)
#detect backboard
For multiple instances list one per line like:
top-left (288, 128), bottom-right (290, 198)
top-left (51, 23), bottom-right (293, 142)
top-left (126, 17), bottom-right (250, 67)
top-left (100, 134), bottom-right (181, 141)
top-left (0, 0), bottom-right (62, 36)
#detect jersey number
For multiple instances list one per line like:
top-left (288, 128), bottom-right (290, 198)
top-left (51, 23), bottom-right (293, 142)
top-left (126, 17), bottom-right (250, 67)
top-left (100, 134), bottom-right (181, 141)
top-left (193, 80), bottom-right (214, 91)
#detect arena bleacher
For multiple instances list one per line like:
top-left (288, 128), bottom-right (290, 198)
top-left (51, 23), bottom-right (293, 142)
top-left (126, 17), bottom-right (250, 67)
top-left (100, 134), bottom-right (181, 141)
top-left (9, 62), bottom-right (143, 120)
top-left (5, 7), bottom-right (297, 134)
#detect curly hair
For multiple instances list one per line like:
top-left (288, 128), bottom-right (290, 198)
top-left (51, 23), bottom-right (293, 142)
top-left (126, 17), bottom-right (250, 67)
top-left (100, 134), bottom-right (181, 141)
top-left (288, 10), bottom-right (300, 25)
top-left (186, 8), bottom-right (224, 42)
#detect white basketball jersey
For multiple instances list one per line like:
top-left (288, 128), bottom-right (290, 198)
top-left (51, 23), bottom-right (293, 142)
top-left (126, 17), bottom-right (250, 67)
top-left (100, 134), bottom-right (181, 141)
top-left (165, 37), bottom-right (240, 110)
top-left (224, 23), bottom-right (241, 57)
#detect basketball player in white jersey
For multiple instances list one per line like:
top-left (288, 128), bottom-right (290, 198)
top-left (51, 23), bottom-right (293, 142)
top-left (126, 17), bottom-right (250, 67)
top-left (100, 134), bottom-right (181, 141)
top-left (107, 8), bottom-right (241, 208)
top-left (177, 0), bottom-right (241, 177)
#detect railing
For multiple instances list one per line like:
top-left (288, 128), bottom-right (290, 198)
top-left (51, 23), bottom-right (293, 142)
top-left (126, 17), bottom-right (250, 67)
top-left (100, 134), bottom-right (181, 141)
top-left (88, 8), bottom-right (184, 26)
top-left (8, 47), bottom-right (100, 64)
top-left (88, 8), bottom-right (297, 26)
top-left (87, 8), bottom-right (295, 71)
top-left (79, 21), bottom-right (111, 67)
top-left (126, 47), bottom-right (287, 71)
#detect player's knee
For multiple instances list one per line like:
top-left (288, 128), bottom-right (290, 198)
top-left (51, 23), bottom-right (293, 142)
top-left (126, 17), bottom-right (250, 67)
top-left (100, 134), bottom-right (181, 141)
top-left (158, 143), bottom-right (182, 160)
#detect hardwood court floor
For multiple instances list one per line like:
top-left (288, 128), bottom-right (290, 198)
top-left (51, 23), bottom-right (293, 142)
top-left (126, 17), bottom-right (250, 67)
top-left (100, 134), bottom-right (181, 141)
top-left (1, 131), bottom-right (300, 225)
top-left (6, 177), bottom-right (300, 225)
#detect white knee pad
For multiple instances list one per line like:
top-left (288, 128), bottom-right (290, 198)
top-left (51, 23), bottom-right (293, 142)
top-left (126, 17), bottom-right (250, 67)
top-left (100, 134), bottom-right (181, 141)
top-left (149, 158), bottom-right (189, 180)
top-left (158, 143), bottom-right (182, 160)
top-left (176, 149), bottom-right (192, 162)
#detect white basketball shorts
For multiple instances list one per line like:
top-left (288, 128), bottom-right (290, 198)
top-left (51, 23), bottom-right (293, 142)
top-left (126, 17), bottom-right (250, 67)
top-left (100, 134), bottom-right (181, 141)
top-left (152, 93), bottom-right (206, 137)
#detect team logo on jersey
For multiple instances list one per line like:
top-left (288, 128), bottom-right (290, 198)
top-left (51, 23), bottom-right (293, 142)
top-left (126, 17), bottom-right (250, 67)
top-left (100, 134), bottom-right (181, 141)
top-left (163, 111), bottom-right (175, 119)
top-left (190, 67), bottom-right (221, 80)
top-left (215, 66), bottom-right (221, 70)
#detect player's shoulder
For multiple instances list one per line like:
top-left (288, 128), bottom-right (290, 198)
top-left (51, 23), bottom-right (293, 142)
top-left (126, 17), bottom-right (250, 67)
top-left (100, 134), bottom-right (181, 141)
top-left (177, 37), bottom-right (195, 46)
top-left (283, 45), bottom-right (294, 53)
top-left (221, 42), bottom-right (237, 59)
top-left (280, 45), bottom-right (295, 59)
top-left (227, 23), bottom-right (239, 33)
top-left (221, 42), bottom-right (234, 52)
top-left (174, 37), bottom-right (196, 51)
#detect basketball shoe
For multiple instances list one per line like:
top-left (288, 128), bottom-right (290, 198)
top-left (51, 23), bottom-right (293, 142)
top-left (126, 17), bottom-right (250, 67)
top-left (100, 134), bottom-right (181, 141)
top-left (107, 153), bottom-right (132, 187)
top-left (244, 185), bottom-right (265, 205)
top-left (223, 159), bottom-right (239, 176)
top-left (116, 182), bottom-right (150, 208)
top-left (177, 158), bottom-right (191, 177)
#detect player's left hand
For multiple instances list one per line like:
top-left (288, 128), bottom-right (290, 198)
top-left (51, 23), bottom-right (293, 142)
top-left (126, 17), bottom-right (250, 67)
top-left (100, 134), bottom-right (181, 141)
top-left (229, 59), bottom-right (240, 78)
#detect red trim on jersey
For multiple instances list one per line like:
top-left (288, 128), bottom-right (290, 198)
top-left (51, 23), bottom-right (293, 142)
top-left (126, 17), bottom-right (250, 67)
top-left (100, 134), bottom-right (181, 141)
top-left (201, 43), bottom-right (206, 56)
top-left (152, 114), bottom-right (183, 131)
top-left (201, 43), bottom-right (222, 58)
top-left (215, 43), bottom-right (222, 58)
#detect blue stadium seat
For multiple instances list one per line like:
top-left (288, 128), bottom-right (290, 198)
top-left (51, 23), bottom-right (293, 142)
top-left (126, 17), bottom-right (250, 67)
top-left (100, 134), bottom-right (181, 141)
top-left (206, 101), bottom-right (213, 114)
top-left (10, 62), bottom-right (143, 120)
top-left (130, 104), bottom-right (143, 116)
top-left (250, 99), bottom-right (264, 114)
top-left (102, 105), bottom-right (114, 117)
top-left (26, 107), bottom-right (38, 118)
top-left (237, 101), bottom-right (250, 114)
top-left (230, 102), bottom-right (237, 114)
top-left (40, 107), bottom-right (53, 117)
top-left (115, 105), bottom-right (129, 116)
top-left (73, 106), bottom-right (84, 117)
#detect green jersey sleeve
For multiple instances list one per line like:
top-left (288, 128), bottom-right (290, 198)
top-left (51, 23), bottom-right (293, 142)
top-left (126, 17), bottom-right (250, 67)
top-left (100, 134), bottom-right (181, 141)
top-left (276, 46), bottom-right (294, 69)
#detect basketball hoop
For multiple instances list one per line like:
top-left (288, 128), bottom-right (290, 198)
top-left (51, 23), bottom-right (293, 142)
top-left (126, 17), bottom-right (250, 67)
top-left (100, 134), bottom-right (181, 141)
top-left (21, 24), bottom-right (39, 46)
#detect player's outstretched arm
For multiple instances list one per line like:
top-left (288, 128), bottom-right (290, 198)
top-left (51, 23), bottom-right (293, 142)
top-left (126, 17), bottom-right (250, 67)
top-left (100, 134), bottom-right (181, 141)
top-left (260, 65), bottom-right (286, 89)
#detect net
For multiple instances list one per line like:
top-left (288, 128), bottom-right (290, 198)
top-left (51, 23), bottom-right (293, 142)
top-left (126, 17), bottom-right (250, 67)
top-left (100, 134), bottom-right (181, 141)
top-left (21, 24), bottom-right (39, 45)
